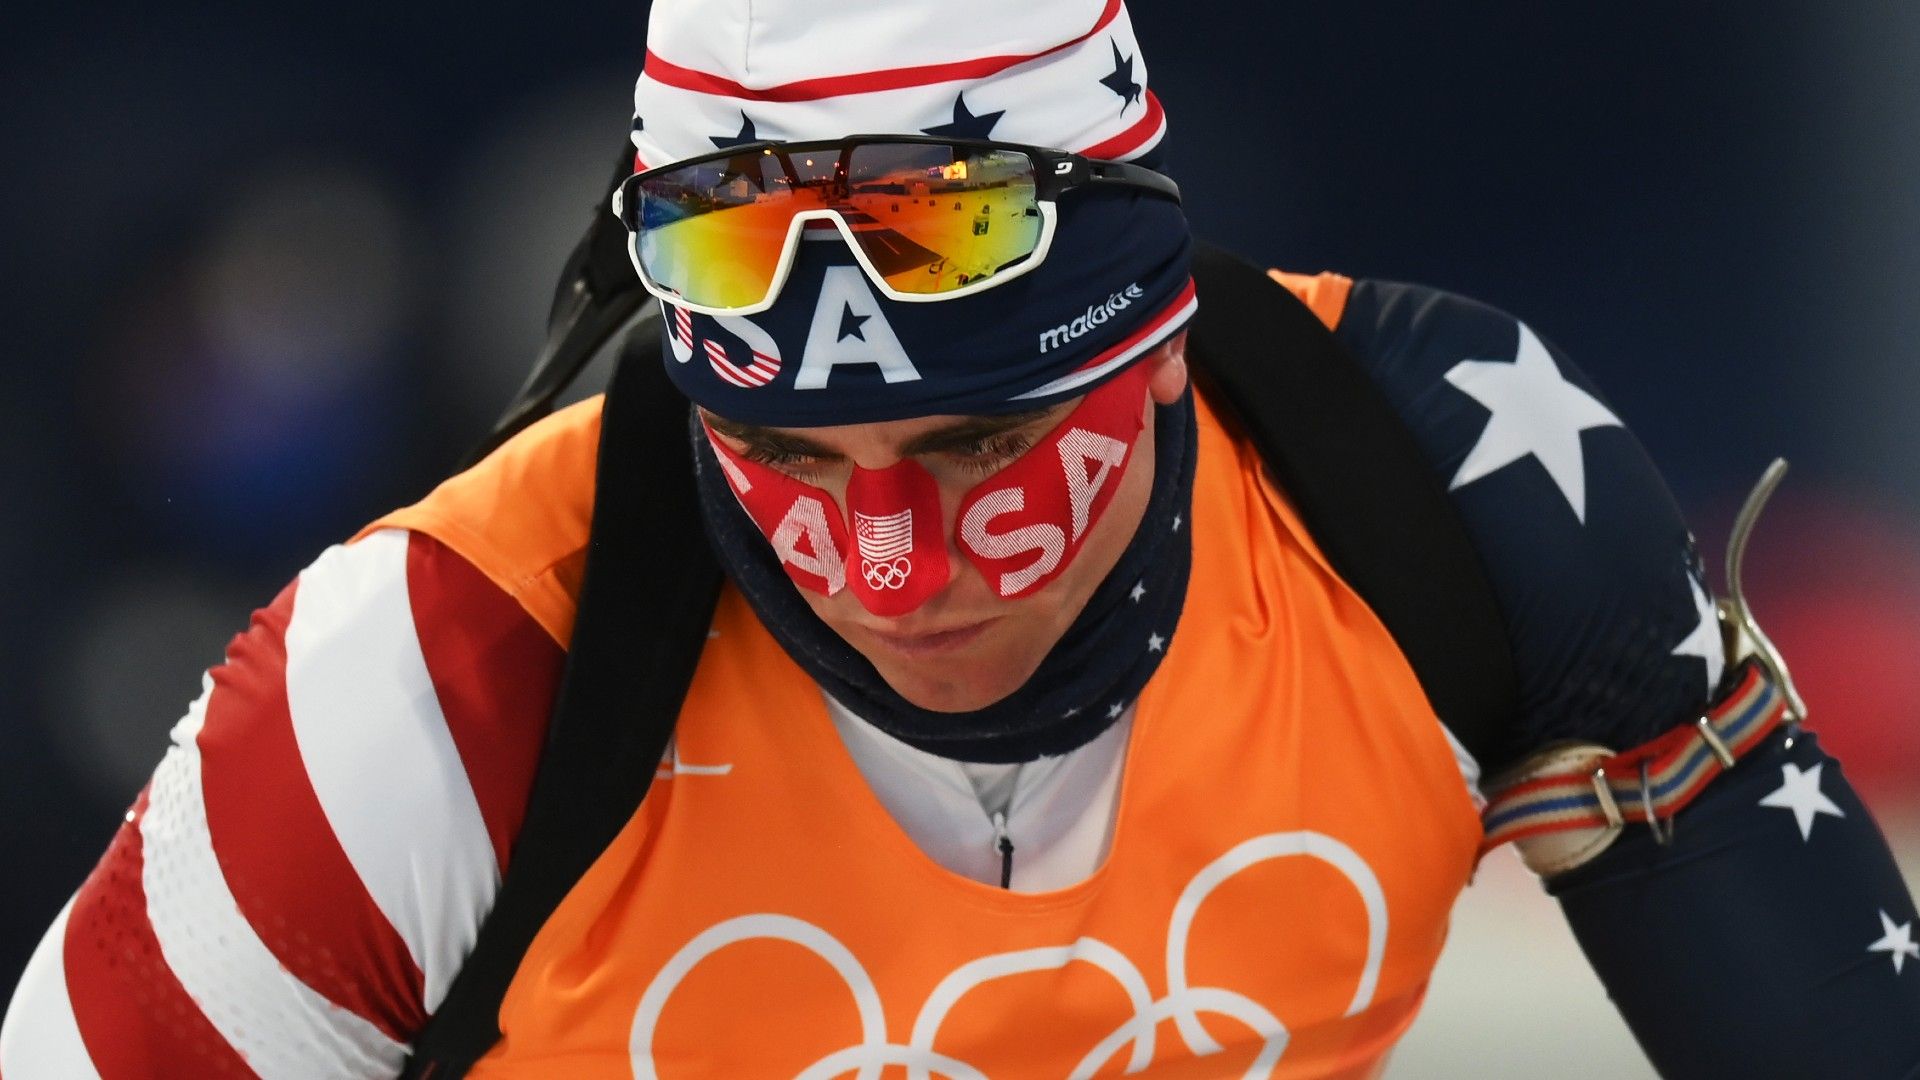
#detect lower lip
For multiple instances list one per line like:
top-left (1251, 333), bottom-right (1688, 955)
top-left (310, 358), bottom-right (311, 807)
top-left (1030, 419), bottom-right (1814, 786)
top-left (868, 620), bottom-right (994, 657)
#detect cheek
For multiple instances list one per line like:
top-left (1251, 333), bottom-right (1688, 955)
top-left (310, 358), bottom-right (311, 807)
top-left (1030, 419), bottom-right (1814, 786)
top-left (949, 380), bottom-right (1151, 602)
top-left (1042, 424), bottom-right (1156, 593)
top-left (952, 420), bottom-right (1159, 616)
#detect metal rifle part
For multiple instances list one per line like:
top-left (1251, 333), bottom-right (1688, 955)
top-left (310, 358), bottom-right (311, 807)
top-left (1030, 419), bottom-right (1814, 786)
top-left (1716, 458), bottom-right (1809, 727)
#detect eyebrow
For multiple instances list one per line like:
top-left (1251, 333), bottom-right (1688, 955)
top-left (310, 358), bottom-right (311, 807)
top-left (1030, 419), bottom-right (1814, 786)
top-left (900, 409), bottom-right (1056, 455)
top-left (701, 414), bottom-right (839, 459)
top-left (702, 407), bottom-right (1058, 461)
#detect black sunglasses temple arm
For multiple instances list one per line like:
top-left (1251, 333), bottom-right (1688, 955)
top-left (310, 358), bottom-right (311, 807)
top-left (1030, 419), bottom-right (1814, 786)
top-left (1080, 159), bottom-right (1182, 204)
top-left (1028, 148), bottom-right (1180, 204)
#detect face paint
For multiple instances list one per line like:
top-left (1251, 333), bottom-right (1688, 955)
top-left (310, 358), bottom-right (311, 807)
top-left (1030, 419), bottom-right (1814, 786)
top-left (955, 361), bottom-right (1149, 599)
top-left (844, 460), bottom-right (949, 615)
top-left (706, 439), bottom-right (850, 596)
top-left (704, 360), bottom-right (1151, 615)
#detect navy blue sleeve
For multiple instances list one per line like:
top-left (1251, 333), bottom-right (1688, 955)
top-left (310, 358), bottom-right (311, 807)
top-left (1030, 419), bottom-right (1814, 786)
top-left (1332, 277), bottom-right (1920, 1075)
top-left (1334, 278), bottom-right (1721, 767)
top-left (1551, 729), bottom-right (1920, 1078)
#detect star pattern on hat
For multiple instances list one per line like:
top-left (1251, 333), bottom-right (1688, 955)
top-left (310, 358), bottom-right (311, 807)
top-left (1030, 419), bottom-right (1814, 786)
top-left (838, 303), bottom-right (870, 342)
top-left (711, 111), bottom-right (761, 149)
top-left (1099, 39), bottom-right (1143, 110)
top-left (1129, 580), bottom-right (1146, 602)
top-left (1147, 632), bottom-right (1166, 652)
top-left (922, 93), bottom-right (1005, 139)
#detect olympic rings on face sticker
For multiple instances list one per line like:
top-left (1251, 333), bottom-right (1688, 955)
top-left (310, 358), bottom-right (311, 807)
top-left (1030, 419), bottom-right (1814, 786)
top-left (861, 557), bottom-right (913, 591)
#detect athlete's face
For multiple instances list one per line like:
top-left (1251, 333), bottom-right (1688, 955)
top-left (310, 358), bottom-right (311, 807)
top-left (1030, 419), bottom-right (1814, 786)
top-left (702, 335), bottom-right (1190, 713)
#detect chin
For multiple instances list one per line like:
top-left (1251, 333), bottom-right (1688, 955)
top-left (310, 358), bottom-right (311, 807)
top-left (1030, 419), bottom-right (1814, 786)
top-left (867, 642), bottom-right (1046, 714)
top-left (885, 677), bottom-right (1017, 714)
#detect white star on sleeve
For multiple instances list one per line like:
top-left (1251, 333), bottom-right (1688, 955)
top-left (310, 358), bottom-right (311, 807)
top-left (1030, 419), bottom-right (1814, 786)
top-left (1670, 572), bottom-right (1726, 693)
top-left (1444, 322), bottom-right (1624, 523)
top-left (1757, 762), bottom-right (1845, 841)
top-left (1867, 910), bottom-right (1920, 974)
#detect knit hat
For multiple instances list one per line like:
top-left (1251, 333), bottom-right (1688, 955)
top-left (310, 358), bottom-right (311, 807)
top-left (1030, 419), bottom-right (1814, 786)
top-left (630, 0), bottom-right (1168, 170)
top-left (628, 0), bottom-right (1192, 424)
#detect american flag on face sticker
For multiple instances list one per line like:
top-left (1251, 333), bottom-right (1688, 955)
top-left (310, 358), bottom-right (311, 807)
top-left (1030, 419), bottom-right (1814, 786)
top-left (855, 509), bottom-right (914, 562)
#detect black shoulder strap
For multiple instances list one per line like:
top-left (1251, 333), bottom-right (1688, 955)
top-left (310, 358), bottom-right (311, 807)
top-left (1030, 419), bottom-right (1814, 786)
top-left (1185, 241), bottom-right (1517, 766)
top-left (400, 229), bottom-right (1514, 1077)
top-left (399, 317), bottom-right (715, 1078)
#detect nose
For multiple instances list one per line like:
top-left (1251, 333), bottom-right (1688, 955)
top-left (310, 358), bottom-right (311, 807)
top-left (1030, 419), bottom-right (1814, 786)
top-left (844, 459), bottom-right (950, 617)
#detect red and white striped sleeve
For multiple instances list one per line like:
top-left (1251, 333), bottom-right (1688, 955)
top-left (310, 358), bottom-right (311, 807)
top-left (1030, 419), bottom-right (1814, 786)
top-left (0, 529), bottom-right (563, 1079)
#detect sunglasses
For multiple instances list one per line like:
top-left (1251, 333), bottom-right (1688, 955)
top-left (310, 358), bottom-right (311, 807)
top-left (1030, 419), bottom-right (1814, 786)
top-left (611, 135), bottom-right (1181, 316)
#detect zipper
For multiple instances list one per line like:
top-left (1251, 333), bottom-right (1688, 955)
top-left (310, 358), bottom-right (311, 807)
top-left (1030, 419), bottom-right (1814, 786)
top-left (990, 810), bottom-right (1015, 890)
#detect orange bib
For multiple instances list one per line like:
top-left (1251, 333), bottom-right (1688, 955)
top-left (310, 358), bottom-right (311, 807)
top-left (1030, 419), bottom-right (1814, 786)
top-left (386, 398), bottom-right (1477, 1079)
top-left (375, 271), bottom-right (1480, 1076)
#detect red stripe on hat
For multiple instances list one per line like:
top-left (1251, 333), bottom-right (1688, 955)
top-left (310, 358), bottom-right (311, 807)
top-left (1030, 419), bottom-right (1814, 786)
top-left (708, 340), bottom-right (781, 387)
top-left (404, 532), bottom-right (560, 876)
top-left (1013, 276), bottom-right (1195, 401)
top-left (643, 0), bottom-right (1123, 102)
top-left (63, 788), bottom-right (255, 1078)
top-left (705, 342), bottom-right (757, 387)
top-left (196, 580), bottom-right (428, 1043)
top-left (1081, 90), bottom-right (1166, 160)
top-left (711, 364), bottom-right (755, 388)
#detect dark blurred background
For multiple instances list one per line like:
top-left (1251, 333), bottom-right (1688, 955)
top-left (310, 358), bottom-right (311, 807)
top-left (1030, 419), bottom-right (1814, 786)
top-left (3, 1), bottom-right (1916, 1058)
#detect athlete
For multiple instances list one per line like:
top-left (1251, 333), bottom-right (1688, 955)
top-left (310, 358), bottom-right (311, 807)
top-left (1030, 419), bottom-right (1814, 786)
top-left (5, 1), bottom-right (1919, 1077)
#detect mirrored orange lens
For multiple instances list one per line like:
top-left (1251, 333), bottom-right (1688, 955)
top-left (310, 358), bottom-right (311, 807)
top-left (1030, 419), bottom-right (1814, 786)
top-left (842, 144), bottom-right (1042, 295)
top-left (634, 144), bottom-right (1043, 309)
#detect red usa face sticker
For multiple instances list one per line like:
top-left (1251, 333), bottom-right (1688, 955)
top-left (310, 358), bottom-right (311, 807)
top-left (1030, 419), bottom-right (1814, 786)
top-left (704, 360), bottom-right (1151, 615)
top-left (844, 460), bottom-right (949, 616)
top-left (956, 362), bottom-right (1150, 599)
top-left (706, 438), bottom-right (850, 596)
top-left (707, 436), bottom-right (952, 614)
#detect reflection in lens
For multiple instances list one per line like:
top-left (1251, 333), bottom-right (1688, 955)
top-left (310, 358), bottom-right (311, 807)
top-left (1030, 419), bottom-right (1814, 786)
top-left (845, 144), bottom-right (1041, 294)
top-left (637, 153), bottom-right (795, 309)
top-left (635, 144), bottom-right (1046, 308)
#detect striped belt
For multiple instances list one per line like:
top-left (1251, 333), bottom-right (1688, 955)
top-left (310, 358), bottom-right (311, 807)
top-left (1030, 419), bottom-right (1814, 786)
top-left (1480, 661), bottom-right (1790, 856)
